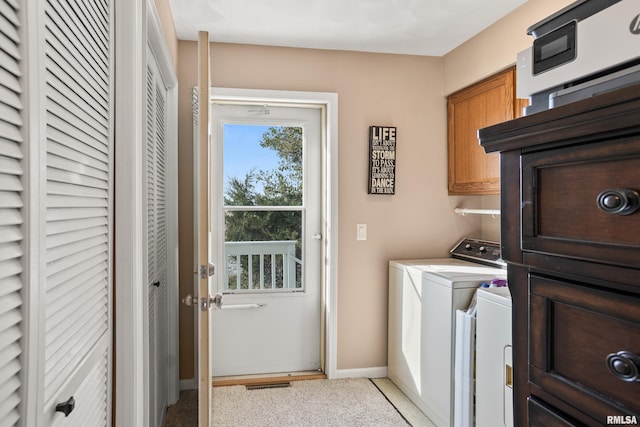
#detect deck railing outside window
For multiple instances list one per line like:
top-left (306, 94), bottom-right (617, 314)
top-left (224, 240), bottom-right (302, 292)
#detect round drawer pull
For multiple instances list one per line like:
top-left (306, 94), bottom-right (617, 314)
top-left (596, 188), bottom-right (640, 215)
top-left (606, 351), bottom-right (640, 382)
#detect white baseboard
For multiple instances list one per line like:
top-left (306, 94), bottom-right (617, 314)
top-left (334, 366), bottom-right (388, 379)
top-left (180, 379), bottom-right (196, 390)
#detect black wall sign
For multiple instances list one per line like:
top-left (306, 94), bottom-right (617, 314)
top-left (368, 126), bottom-right (396, 195)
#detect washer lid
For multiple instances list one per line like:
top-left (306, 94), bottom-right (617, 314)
top-left (390, 258), bottom-right (506, 287)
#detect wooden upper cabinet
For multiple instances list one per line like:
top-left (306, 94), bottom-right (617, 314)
top-left (447, 67), bottom-right (526, 195)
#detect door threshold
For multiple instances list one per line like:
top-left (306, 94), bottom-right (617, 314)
top-left (212, 371), bottom-right (326, 387)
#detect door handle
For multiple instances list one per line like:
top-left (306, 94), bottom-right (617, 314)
top-left (181, 294), bottom-right (196, 307)
top-left (181, 293), bottom-right (223, 311)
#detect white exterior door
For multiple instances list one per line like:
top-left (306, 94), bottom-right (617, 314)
top-left (210, 103), bottom-right (322, 376)
top-left (195, 32), bottom-right (212, 426)
top-left (0, 0), bottom-right (114, 425)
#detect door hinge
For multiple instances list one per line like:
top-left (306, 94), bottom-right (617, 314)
top-left (199, 263), bottom-right (215, 279)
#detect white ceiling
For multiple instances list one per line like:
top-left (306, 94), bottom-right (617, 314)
top-left (168, 0), bottom-right (527, 56)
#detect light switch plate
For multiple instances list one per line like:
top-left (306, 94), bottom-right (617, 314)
top-left (357, 224), bottom-right (367, 240)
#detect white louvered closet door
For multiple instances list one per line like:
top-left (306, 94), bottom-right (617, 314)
top-left (43, 0), bottom-right (114, 425)
top-left (146, 49), bottom-right (169, 427)
top-left (0, 0), bottom-right (24, 425)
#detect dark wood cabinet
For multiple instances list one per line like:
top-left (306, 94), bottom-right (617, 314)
top-left (479, 84), bottom-right (640, 426)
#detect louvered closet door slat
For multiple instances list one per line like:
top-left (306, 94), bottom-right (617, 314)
top-left (48, 139), bottom-right (107, 171)
top-left (0, 2), bottom-right (18, 25)
top-left (46, 216), bottom-right (107, 238)
top-left (47, 225), bottom-right (106, 249)
top-left (47, 0), bottom-right (108, 84)
top-left (155, 80), bottom-right (168, 413)
top-left (47, 73), bottom-right (109, 133)
top-left (0, 103), bottom-right (21, 128)
top-left (43, 0), bottom-right (112, 424)
top-left (70, 0), bottom-right (108, 44)
top-left (0, 84), bottom-right (21, 111)
top-left (44, 39), bottom-right (107, 111)
top-left (0, 29), bottom-right (20, 59)
top-left (0, 173), bottom-right (21, 192)
top-left (0, 0), bottom-right (23, 424)
top-left (0, 139), bottom-right (22, 160)
top-left (47, 104), bottom-right (109, 152)
top-left (0, 211), bottom-right (21, 228)
top-left (0, 48), bottom-right (20, 76)
top-left (51, 0), bottom-right (108, 66)
top-left (47, 153), bottom-right (108, 181)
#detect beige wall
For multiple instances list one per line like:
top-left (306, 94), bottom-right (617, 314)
top-left (442, 0), bottom-right (574, 239)
top-left (174, 0), bottom-right (577, 379)
top-left (177, 42), bottom-right (483, 377)
top-left (442, 0), bottom-right (574, 95)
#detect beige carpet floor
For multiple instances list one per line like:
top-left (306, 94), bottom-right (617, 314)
top-left (212, 378), bottom-right (409, 426)
top-left (164, 378), bottom-right (432, 426)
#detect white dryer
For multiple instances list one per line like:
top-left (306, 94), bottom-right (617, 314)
top-left (476, 286), bottom-right (513, 427)
top-left (388, 239), bottom-right (506, 427)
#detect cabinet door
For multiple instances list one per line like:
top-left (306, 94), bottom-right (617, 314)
top-left (447, 67), bottom-right (521, 195)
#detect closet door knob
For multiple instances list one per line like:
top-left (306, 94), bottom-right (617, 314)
top-left (55, 396), bottom-right (76, 417)
top-left (606, 351), bottom-right (640, 382)
top-left (596, 188), bottom-right (639, 215)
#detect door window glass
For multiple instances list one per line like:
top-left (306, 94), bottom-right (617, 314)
top-left (223, 124), bottom-right (303, 292)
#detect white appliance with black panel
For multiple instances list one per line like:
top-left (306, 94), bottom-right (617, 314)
top-left (387, 239), bottom-right (505, 427)
top-left (516, 0), bottom-right (640, 115)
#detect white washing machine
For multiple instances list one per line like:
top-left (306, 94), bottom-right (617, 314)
top-left (388, 239), bottom-right (506, 427)
top-left (476, 286), bottom-right (513, 427)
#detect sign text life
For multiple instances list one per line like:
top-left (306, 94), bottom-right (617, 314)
top-left (368, 126), bottom-right (396, 194)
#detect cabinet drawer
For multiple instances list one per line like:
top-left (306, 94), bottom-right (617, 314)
top-left (528, 398), bottom-right (581, 427)
top-left (522, 137), bottom-right (640, 268)
top-left (530, 275), bottom-right (640, 423)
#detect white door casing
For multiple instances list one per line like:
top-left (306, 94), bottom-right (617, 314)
top-left (210, 104), bottom-right (322, 376)
top-left (210, 88), bottom-right (339, 379)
